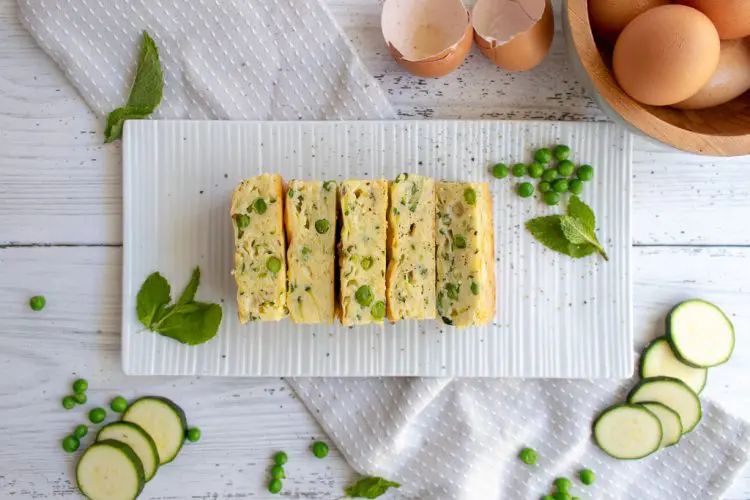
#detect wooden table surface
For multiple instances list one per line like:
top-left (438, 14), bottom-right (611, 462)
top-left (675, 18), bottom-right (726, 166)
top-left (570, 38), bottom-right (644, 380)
top-left (1, 0), bottom-right (748, 498)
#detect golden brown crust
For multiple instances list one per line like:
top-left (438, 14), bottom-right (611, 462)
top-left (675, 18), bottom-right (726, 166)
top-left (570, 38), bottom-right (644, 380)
top-left (478, 182), bottom-right (496, 324)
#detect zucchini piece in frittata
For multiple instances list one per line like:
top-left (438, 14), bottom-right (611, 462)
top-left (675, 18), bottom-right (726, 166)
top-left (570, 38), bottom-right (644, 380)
top-left (339, 180), bottom-right (388, 326)
top-left (284, 180), bottom-right (337, 324)
top-left (435, 182), bottom-right (495, 327)
top-left (386, 173), bottom-right (436, 321)
top-left (231, 174), bottom-right (287, 323)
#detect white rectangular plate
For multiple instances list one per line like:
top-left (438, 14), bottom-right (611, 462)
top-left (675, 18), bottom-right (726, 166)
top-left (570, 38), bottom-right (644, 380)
top-left (122, 120), bottom-right (632, 377)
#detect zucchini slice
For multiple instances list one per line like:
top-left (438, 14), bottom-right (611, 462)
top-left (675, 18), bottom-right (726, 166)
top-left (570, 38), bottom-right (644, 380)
top-left (640, 337), bottom-right (707, 394)
top-left (593, 404), bottom-right (663, 460)
top-left (97, 422), bottom-right (160, 481)
top-left (667, 299), bottom-right (734, 368)
top-left (76, 440), bottom-right (145, 500)
top-left (628, 376), bottom-right (702, 433)
top-left (638, 402), bottom-right (683, 448)
top-left (122, 396), bottom-right (187, 465)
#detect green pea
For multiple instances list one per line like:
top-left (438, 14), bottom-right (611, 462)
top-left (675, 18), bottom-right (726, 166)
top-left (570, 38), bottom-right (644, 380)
top-left (544, 191), bottom-right (561, 206)
top-left (323, 180), bottom-right (335, 191)
top-left (266, 257), bottom-right (282, 273)
top-left (395, 173), bottom-right (408, 183)
top-left (557, 160), bottom-right (575, 177)
top-left (253, 198), bottom-right (267, 214)
top-left (568, 179), bottom-right (584, 195)
top-left (273, 451), bottom-right (288, 466)
top-left (186, 427), bottom-right (201, 442)
top-left (517, 182), bottom-right (534, 198)
top-left (554, 477), bottom-right (572, 492)
top-left (62, 435), bottom-right (80, 453)
top-left (453, 235), bottom-right (467, 249)
top-left (577, 164), bottom-right (594, 181)
top-left (88, 407), bottom-right (106, 424)
top-left (62, 396), bottom-right (76, 410)
top-left (464, 188), bottom-right (477, 206)
top-left (552, 179), bottom-right (569, 193)
top-left (518, 447), bottom-right (537, 465)
top-left (553, 493), bottom-right (571, 500)
top-left (470, 282), bottom-right (479, 295)
top-left (29, 295), bottom-right (46, 311)
top-left (72, 378), bottom-right (88, 394)
top-left (511, 163), bottom-right (526, 177)
top-left (73, 393), bottom-right (87, 405)
top-left (110, 396), bottom-right (128, 413)
top-left (315, 219), bottom-right (330, 234)
top-left (268, 478), bottom-right (282, 494)
top-left (287, 188), bottom-right (295, 198)
top-left (73, 425), bottom-right (88, 439)
top-left (361, 257), bottom-right (373, 270)
top-left (528, 162), bottom-right (544, 179)
top-left (542, 169), bottom-right (558, 182)
top-left (539, 181), bottom-right (551, 193)
top-left (312, 441), bottom-right (329, 458)
top-left (234, 214), bottom-right (250, 230)
top-left (371, 301), bottom-right (386, 320)
top-left (270, 464), bottom-right (285, 479)
top-left (579, 468), bottom-right (595, 485)
top-left (534, 148), bottom-right (552, 164)
top-left (446, 283), bottom-right (459, 300)
top-left (492, 163), bottom-right (509, 179)
top-left (553, 144), bottom-right (571, 161)
top-left (355, 285), bottom-right (374, 307)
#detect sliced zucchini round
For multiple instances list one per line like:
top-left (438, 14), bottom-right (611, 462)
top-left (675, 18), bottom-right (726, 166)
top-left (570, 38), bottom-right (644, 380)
top-left (76, 440), bottom-right (145, 500)
top-left (640, 337), bottom-right (707, 394)
top-left (638, 401), bottom-right (683, 448)
top-left (628, 376), bottom-right (702, 433)
top-left (667, 299), bottom-right (734, 368)
top-left (97, 422), bottom-right (160, 481)
top-left (593, 404), bottom-right (663, 460)
top-left (122, 396), bottom-right (187, 465)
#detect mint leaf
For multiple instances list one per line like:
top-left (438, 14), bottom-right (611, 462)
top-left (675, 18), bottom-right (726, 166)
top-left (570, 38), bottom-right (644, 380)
top-left (560, 215), bottom-right (608, 260)
top-left (567, 195), bottom-right (595, 230)
top-left (104, 31), bottom-right (163, 143)
top-left (176, 267), bottom-right (201, 306)
top-left (525, 215), bottom-right (596, 258)
top-left (154, 302), bottom-right (222, 345)
top-left (136, 272), bottom-right (171, 328)
top-left (345, 477), bottom-right (401, 499)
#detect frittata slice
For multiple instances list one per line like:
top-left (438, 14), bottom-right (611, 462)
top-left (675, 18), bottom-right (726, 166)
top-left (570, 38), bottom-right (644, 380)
top-left (339, 180), bottom-right (388, 326)
top-left (284, 180), bottom-right (337, 324)
top-left (231, 174), bottom-right (287, 323)
top-left (435, 181), bottom-right (495, 327)
top-left (386, 173), bottom-right (436, 321)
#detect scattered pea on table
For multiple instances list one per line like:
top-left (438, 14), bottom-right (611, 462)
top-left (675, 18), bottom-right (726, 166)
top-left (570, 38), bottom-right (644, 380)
top-left (273, 451), bottom-right (288, 466)
top-left (492, 163), bottom-right (509, 179)
top-left (186, 427), bottom-right (201, 442)
top-left (270, 465), bottom-right (285, 480)
top-left (73, 425), bottom-right (88, 439)
top-left (557, 160), bottom-right (575, 177)
top-left (312, 440), bottom-right (329, 458)
top-left (528, 162), bottom-right (545, 179)
top-left (511, 163), bottom-right (526, 177)
top-left (88, 407), bottom-right (106, 424)
top-left (29, 295), bottom-right (46, 311)
top-left (553, 492), bottom-right (571, 500)
top-left (552, 179), bottom-right (569, 193)
top-left (542, 169), bottom-right (558, 182)
top-left (554, 477), bottom-right (571, 492)
top-left (517, 182), bottom-right (534, 198)
top-left (538, 181), bottom-right (551, 193)
top-left (518, 447), bottom-right (537, 465)
top-left (553, 144), bottom-right (571, 161)
top-left (534, 148), bottom-right (552, 164)
top-left (268, 478), bottom-right (282, 494)
top-left (577, 164), bottom-right (594, 181)
top-left (543, 192), bottom-right (561, 206)
top-left (568, 179), bottom-right (584, 195)
top-left (62, 396), bottom-right (76, 410)
top-left (62, 435), bottom-right (79, 453)
top-left (110, 396), bottom-right (128, 413)
top-left (73, 392), bottom-right (87, 405)
top-left (579, 468), bottom-right (595, 485)
top-left (72, 378), bottom-right (88, 394)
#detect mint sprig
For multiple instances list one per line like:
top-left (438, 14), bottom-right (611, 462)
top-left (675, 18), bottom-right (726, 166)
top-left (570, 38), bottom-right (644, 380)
top-left (136, 267), bottom-right (222, 345)
top-left (104, 31), bottom-right (163, 142)
top-left (526, 196), bottom-right (608, 260)
top-left (344, 477), bottom-right (400, 499)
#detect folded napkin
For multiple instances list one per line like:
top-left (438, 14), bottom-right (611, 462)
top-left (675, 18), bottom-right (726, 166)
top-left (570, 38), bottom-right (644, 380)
top-left (18, 0), bottom-right (750, 498)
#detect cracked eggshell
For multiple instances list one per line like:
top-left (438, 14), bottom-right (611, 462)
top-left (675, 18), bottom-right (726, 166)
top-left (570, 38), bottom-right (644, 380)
top-left (472, 0), bottom-right (554, 72)
top-left (381, 0), bottom-right (473, 78)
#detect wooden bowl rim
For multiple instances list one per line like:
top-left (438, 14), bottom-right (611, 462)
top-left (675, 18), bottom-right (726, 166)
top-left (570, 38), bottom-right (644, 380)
top-left (566, 0), bottom-right (750, 156)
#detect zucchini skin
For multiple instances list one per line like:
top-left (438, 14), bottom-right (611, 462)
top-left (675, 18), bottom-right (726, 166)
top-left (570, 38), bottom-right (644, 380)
top-left (122, 396), bottom-right (188, 465)
top-left (638, 336), bottom-right (708, 394)
top-left (592, 403), bottom-right (663, 460)
top-left (76, 440), bottom-right (145, 500)
top-left (666, 299), bottom-right (735, 368)
top-left (627, 376), bottom-right (702, 433)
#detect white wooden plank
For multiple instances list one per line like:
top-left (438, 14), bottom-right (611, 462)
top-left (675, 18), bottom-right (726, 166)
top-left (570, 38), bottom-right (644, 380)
top-left (0, 245), bottom-right (749, 498)
top-left (0, 0), bottom-right (749, 246)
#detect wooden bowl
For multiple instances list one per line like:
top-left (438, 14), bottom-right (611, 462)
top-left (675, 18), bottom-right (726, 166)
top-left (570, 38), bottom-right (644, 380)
top-left (564, 0), bottom-right (750, 156)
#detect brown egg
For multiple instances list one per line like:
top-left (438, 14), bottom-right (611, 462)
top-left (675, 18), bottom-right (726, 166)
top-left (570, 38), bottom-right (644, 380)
top-left (674, 38), bottom-right (750, 110)
top-left (677, 0), bottom-right (750, 40)
top-left (588, 0), bottom-right (670, 42)
top-left (381, 0), bottom-right (473, 78)
top-left (472, 0), bottom-right (554, 72)
top-left (613, 5), bottom-right (720, 106)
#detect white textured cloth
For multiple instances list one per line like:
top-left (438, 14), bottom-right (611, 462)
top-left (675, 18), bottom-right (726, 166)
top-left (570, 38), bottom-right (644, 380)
top-left (18, 1), bottom-right (750, 498)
